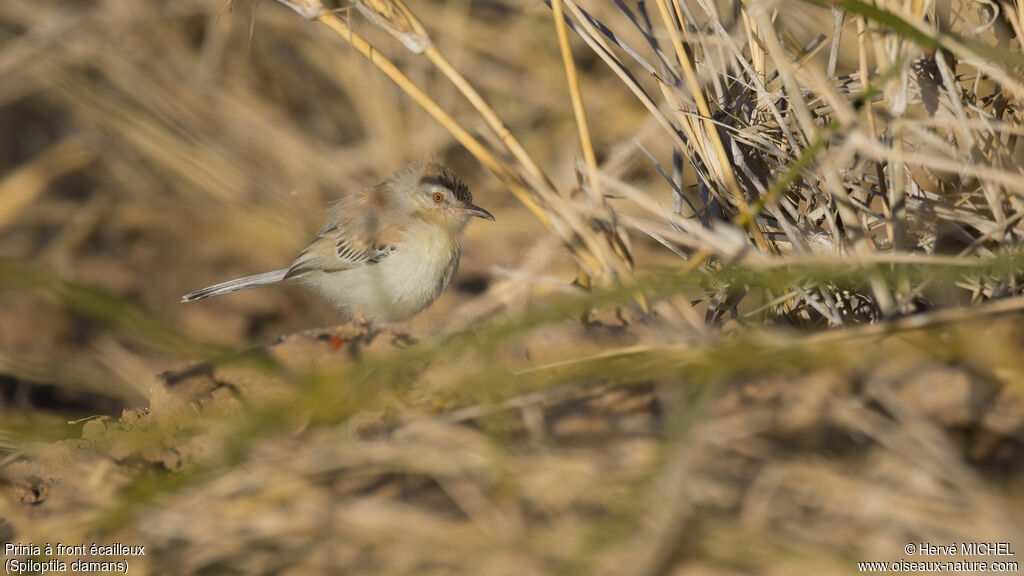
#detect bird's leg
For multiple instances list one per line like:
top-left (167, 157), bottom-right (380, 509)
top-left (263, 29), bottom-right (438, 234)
top-left (353, 312), bottom-right (381, 344)
top-left (349, 313), bottom-right (416, 347)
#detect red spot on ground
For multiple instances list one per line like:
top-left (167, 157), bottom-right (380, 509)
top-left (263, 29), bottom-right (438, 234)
top-left (329, 336), bottom-right (345, 350)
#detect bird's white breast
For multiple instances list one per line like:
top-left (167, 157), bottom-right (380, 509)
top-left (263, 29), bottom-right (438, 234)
top-left (297, 224), bottom-right (462, 323)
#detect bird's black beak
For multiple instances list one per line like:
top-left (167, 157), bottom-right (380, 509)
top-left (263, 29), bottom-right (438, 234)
top-left (462, 203), bottom-right (495, 221)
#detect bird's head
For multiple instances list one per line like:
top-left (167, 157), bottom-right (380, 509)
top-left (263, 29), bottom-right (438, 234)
top-left (395, 162), bottom-right (494, 231)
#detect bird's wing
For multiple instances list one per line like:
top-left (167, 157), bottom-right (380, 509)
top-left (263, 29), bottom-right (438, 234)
top-left (284, 190), bottom-right (405, 279)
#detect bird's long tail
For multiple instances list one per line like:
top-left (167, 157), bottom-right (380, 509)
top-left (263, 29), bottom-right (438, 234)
top-left (181, 269), bottom-right (288, 302)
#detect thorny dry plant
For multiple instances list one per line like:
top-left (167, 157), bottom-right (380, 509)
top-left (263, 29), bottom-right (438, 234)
top-left (268, 0), bottom-right (1024, 328)
top-left (563, 0), bottom-right (1024, 326)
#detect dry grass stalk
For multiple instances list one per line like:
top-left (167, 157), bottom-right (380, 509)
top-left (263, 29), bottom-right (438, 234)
top-left (0, 138), bottom-right (92, 230)
top-left (313, 13), bottom-right (549, 222)
top-left (548, 0), bottom-right (631, 296)
top-left (548, 0), bottom-right (602, 206)
top-left (653, 0), bottom-right (772, 253)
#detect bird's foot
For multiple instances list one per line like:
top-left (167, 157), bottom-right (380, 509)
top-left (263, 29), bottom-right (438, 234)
top-left (390, 332), bottom-right (417, 348)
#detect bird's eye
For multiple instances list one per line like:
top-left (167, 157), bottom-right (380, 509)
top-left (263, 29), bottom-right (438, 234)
top-left (432, 193), bottom-right (445, 203)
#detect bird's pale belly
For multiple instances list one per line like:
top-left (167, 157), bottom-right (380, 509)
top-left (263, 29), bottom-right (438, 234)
top-left (299, 239), bottom-right (461, 323)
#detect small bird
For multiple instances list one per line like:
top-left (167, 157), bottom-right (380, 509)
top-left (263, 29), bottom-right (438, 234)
top-left (181, 162), bottom-right (494, 323)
